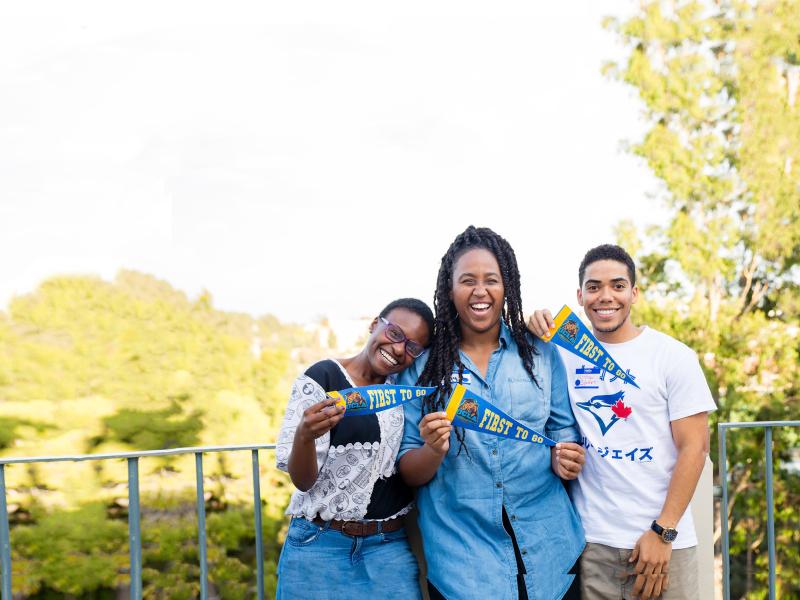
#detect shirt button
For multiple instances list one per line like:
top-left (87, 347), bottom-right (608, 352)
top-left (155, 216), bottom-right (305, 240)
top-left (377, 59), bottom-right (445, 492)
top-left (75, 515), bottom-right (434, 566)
top-left (521, 548), bottom-right (528, 556)
top-left (495, 482), bottom-right (502, 488)
top-left (491, 448), bottom-right (498, 456)
top-left (511, 514), bottom-right (517, 521)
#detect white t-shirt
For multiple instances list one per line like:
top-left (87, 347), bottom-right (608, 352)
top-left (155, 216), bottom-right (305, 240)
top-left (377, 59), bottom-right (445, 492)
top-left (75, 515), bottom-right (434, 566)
top-left (559, 326), bottom-right (717, 550)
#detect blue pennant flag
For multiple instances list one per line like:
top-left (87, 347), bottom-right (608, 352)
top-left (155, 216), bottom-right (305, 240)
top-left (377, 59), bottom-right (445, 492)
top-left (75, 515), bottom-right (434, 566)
top-left (329, 384), bottom-right (437, 416)
top-left (445, 384), bottom-right (555, 447)
top-left (542, 305), bottom-right (640, 389)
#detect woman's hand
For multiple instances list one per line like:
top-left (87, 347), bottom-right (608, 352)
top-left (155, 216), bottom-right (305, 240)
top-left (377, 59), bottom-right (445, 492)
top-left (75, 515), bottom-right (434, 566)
top-left (288, 396), bottom-right (344, 491)
top-left (527, 309), bottom-right (555, 338)
top-left (551, 442), bottom-right (585, 480)
top-left (295, 397), bottom-right (345, 444)
top-left (420, 411), bottom-right (452, 456)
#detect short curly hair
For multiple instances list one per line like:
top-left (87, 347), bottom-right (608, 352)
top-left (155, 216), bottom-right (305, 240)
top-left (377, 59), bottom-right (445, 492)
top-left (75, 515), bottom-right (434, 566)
top-left (379, 298), bottom-right (434, 336)
top-left (578, 244), bottom-right (636, 286)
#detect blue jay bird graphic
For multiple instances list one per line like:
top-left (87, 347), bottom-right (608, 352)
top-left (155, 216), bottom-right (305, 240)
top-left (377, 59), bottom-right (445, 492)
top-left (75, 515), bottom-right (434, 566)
top-left (575, 390), bottom-right (631, 436)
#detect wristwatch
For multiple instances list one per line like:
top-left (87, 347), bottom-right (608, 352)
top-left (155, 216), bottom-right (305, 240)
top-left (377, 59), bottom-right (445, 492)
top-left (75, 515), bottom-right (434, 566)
top-left (651, 520), bottom-right (678, 543)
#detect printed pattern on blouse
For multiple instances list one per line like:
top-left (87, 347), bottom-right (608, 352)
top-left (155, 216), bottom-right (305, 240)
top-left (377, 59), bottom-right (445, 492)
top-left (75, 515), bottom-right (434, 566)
top-left (276, 367), bottom-right (410, 522)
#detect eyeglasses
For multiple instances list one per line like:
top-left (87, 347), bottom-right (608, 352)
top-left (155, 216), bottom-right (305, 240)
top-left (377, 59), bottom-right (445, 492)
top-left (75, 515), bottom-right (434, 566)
top-left (379, 317), bottom-right (425, 358)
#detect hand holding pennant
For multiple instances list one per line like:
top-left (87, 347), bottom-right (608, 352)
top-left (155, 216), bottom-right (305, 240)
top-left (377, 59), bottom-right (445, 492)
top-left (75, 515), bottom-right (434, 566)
top-left (541, 305), bottom-right (639, 389)
top-left (328, 384), bottom-right (437, 416)
top-left (444, 384), bottom-right (556, 447)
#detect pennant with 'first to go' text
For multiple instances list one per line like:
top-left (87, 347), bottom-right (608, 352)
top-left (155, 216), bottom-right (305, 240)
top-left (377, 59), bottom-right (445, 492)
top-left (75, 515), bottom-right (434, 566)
top-left (541, 305), bottom-right (640, 389)
top-left (329, 385), bottom-right (437, 416)
top-left (445, 384), bottom-right (556, 447)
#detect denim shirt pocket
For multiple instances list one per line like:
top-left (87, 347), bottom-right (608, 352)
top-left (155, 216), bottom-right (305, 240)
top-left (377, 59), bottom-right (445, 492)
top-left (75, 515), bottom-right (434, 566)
top-left (440, 438), bottom-right (475, 470)
top-left (507, 376), bottom-right (549, 429)
top-left (435, 441), bottom-right (488, 502)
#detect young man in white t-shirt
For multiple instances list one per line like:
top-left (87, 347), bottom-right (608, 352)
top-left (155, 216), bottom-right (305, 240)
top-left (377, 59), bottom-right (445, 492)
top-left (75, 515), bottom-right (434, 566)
top-left (529, 244), bottom-right (716, 600)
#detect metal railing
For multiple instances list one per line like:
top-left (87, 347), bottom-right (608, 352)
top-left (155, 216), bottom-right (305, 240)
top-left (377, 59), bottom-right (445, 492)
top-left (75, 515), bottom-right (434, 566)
top-left (0, 443), bottom-right (276, 600)
top-left (1, 421), bottom-right (794, 598)
top-left (718, 420), bottom-right (800, 600)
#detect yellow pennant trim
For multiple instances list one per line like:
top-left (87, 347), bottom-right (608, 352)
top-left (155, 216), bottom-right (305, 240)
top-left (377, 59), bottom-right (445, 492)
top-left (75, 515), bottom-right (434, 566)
top-left (445, 384), bottom-right (467, 421)
top-left (328, 390), bottom-right (345, 411)
top-left (541, 305), bottom-right (573, 342)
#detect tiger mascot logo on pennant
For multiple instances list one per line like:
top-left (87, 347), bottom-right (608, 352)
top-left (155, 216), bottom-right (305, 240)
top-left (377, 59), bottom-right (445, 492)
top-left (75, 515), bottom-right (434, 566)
top-left (559, 319), bottom-right (580, 344)
top-left (346, 391), bottom-right (368, 410)
top-left (456, 398), bottom-right (479, 423)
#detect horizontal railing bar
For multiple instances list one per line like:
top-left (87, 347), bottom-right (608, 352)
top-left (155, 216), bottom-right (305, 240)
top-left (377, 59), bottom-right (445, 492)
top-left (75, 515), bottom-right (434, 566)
top-left (0, 443), bottom-right (276, 465)
top-left (719, 420), bottom-right (800, 430)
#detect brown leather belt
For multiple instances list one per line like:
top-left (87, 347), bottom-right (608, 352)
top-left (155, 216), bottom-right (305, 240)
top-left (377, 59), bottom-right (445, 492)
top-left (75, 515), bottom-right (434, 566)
top-left (312, 516), bottom-right (404, 537)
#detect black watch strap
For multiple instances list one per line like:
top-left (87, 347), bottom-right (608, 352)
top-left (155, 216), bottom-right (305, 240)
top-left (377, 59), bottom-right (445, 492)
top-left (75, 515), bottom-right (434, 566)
top-left (651, 520), bottom-right (678, 543)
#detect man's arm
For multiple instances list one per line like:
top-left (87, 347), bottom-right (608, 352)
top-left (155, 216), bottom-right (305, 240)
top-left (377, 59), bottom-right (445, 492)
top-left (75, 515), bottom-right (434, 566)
top-left (656, 412), bottom-right (709, 528)
top-left (630, 411), bottom-right (709, 599)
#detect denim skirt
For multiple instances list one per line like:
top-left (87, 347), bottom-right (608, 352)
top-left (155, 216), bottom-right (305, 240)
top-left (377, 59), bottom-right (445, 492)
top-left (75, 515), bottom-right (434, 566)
top-left (276, 518), bottom-right (422, 600)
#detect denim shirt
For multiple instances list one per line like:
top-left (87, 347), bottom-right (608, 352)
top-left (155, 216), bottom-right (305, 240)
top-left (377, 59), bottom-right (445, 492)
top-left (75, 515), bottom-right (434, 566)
top-left (398, 323), bottom-right (584, 600)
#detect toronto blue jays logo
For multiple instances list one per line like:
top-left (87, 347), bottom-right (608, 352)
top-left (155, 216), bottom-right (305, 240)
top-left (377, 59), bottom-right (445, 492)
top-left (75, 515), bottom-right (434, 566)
top-left (575, 391), bottom-right (633, 436)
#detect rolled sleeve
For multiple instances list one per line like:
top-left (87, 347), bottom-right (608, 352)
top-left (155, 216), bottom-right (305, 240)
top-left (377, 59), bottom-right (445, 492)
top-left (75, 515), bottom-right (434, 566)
top-left (397, 352), bottom-right (428, 461)
top-left (542, 342), bottom-right (580, 443)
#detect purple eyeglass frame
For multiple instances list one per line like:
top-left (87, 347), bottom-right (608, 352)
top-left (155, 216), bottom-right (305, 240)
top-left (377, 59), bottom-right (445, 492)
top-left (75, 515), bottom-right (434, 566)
top-left (379, 317), bottom-right (424, 358)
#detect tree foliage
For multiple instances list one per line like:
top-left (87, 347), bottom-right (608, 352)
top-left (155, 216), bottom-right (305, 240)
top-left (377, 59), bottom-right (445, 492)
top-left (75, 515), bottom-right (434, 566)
top-left (606, 1), bottom-right (799, 596)
top-left (0, 271), bottom-right (326, 597)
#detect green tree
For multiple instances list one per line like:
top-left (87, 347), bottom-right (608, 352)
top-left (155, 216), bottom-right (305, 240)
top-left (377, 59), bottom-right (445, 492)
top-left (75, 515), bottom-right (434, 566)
top-left (605, 1), bottom-right (800, 596)
top-left (0, 271), bottom-right (326, 597)
top-left (102, 403), bottom-right (203, 451)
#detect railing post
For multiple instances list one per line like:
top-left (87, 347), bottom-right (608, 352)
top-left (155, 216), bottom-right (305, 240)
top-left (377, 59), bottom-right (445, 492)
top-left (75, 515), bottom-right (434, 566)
top-left (127, 457), bottom-right (142, 600)
top-left (718, 426), bottom-right (730, 600)
top-left (0, 465), bottom-right (12, 600)
top-left (765, 427), bottom-right (776, 600)
top-left (252, 450), bottom-right (264, 600)
top-left (195, 453), bottom-right (208, 600)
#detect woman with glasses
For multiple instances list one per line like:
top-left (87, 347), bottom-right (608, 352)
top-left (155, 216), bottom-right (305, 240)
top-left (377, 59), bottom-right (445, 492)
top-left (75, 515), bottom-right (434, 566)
top-left (398, 227), bottom-right (585, 600)
top-left (275, 298), bottom-right (433, 600)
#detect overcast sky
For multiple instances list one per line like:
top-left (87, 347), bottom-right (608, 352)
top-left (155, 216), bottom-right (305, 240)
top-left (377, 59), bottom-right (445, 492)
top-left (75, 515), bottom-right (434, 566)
top-left (0, 0), bottom-right (665, 323)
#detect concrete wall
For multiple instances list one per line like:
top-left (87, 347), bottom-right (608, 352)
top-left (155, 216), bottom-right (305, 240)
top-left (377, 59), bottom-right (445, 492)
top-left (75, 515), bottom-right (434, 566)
top-left (690, 457), bottom-right (715, 599)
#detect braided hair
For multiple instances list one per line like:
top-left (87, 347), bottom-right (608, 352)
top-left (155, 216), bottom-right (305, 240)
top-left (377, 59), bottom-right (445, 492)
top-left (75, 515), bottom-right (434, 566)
top-left (417, 226), bottom-right (539, 453)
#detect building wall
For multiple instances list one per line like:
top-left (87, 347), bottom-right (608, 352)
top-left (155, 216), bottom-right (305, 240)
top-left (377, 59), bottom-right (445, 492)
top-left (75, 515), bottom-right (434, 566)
top-left (690, 457), bottom-right (715, 599)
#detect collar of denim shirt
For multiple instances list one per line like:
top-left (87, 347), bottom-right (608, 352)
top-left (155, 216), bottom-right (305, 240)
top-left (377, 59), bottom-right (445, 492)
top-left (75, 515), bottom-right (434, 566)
top-left (455, 320), bottom-right (514, 387)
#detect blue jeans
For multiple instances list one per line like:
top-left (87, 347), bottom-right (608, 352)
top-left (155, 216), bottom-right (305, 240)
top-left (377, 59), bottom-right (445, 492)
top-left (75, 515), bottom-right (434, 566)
top-left (276, 518), bottom-right (422, 600)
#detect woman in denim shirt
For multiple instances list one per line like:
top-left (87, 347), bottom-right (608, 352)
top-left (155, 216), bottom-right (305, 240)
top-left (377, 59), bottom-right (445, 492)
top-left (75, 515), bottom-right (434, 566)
top-left (398, 226), bottom-right (585, 600)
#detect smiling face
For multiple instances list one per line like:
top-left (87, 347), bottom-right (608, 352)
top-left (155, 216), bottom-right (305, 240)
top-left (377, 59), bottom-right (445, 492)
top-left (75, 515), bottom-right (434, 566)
top-left (365, 307), bottom-right (430, 377)
top-left (450, 248), bottom-right (505, 340)
top-left (577, 259), bottom-right (639, 342)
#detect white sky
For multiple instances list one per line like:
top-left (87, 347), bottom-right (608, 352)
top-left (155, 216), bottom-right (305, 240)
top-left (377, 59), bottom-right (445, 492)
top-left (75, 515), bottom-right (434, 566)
top-left (0, 0), bottom-right (665, 323)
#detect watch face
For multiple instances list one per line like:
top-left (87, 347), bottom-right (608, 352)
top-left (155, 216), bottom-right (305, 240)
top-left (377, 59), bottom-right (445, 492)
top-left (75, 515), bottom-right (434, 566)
top-left (662, 528), bottom-right (678, 543)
